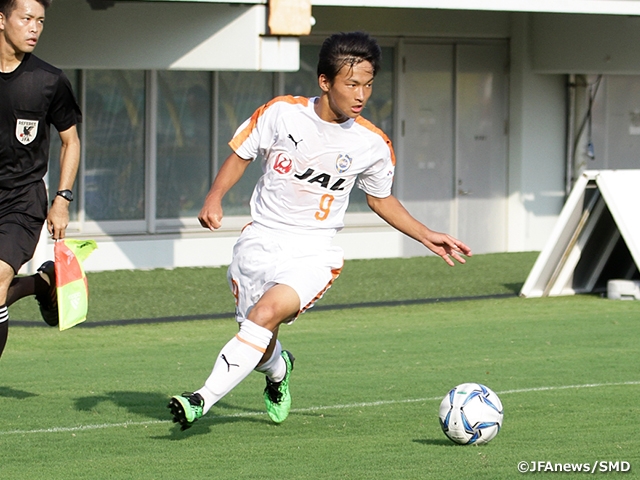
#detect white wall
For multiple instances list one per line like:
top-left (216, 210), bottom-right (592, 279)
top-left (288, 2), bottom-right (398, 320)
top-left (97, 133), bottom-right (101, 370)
top-left (310, 7), bottom-right (510, 38)
top-left (311, 0), bottom-right (640, 15)
top-left (313, 8), bottom-right (569, 253)
top-left (508, 13), bottom-right (567, 252)
top-left (531, 13), bottom-right (640, 74)
top-left (38, 0), bottom-right (298, 71)
top-left (25, 225), bottom-right (401, 273)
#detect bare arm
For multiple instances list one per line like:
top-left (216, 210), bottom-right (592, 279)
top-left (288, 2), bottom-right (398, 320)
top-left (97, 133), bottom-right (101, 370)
top-left (198, 152), bottom-right (252, 230)
top-left (366, 193), bottom-right (472, 266)
top-left (47, 125), bottom-right (80, 240)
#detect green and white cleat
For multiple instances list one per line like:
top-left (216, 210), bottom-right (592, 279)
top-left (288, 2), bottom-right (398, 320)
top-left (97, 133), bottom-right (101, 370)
top-left (168, 392), bottom-right (204, 430)
top-left (263, 350), bottom-right (295, 424)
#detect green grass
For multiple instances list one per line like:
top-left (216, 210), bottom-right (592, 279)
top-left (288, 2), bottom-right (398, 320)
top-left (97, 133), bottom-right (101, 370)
top-left (9, 251), bottom-right (538, 323)
top-left (2, 252), bottom-right (639, 479)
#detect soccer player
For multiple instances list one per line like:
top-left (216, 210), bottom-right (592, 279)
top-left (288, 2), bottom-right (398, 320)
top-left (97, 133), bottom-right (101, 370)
top-left (0, 0), bottom-right (82, 357)
top-left (168, 31), bottom-right (471, 430)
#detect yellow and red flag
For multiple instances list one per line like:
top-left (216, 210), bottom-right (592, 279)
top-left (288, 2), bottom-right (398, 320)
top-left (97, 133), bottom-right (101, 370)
top-left (54, 239), bottom-right (97, 331)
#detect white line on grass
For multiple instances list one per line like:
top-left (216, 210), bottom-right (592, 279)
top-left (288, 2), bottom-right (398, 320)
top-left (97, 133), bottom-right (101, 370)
top-left (1, 380), bottom-right (638, 436)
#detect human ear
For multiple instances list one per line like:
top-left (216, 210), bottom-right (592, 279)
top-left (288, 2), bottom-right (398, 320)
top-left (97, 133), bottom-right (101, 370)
top-left (318, 74), bottom-right (332, 93)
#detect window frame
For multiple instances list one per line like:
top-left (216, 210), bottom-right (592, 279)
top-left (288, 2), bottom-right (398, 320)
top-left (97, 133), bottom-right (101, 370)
top-left (49, 38), bottom-right (398, 238)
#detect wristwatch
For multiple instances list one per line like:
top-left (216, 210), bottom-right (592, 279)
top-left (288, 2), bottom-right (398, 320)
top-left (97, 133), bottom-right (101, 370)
top-left (55, 189), bottom-right (74, 202)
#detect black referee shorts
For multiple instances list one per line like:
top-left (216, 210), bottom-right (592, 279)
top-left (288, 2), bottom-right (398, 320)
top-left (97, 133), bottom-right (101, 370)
top-left (0, 181), bottom-right (48, 274)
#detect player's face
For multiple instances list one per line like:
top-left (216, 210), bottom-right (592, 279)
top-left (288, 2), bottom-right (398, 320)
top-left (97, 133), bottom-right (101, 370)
top-left (0, 0), bottom-right (45, 55)
top-left (318, 60), bottom-right (374, 123)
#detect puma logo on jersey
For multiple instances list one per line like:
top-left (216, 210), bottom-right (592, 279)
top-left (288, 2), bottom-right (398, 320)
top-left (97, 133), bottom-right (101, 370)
top-left (294, 168), bottom-right (346, 191)
top-left (288, 134), bottom-right (303, 149)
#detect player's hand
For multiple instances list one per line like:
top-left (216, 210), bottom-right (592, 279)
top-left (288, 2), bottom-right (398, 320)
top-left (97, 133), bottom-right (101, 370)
top-left (423, 231), bottom-right (472, 266)
top-left (198, 199), bottom-right (223, 230)
top-left (47, 197), bottom-right (70, 240)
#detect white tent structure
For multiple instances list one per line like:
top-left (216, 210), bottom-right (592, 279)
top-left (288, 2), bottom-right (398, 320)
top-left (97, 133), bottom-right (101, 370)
top-left (520, 170), bottom-right (640, 297)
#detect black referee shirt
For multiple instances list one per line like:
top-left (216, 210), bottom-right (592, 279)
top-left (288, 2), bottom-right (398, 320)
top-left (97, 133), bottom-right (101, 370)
top-left (0, 53), bottom-right (82, 189)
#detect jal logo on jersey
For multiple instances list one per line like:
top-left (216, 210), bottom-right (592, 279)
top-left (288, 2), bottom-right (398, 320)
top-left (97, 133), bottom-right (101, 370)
top-left (294, 168), bottom-right (347, 191)
top-left (16, 119), bottom-right (38, 145)
top-left (273, 153), bottom-right (293, 174)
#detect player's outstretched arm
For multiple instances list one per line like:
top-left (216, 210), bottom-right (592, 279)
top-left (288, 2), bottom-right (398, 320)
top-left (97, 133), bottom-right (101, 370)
top-left (366, 193), bottom-right (472, 266)
top-left (198, 152), bottom-right (252, 230)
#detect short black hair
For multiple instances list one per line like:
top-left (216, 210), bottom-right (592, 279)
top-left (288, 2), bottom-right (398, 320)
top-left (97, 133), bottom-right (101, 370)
top-left (317, 31), bottom-right (382, 82)
top-left (0, 0), bottom-right (52, 17)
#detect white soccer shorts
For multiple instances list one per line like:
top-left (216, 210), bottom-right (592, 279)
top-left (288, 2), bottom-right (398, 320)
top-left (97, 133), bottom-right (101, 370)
top-left (228, 222), bottom-right (344, 324)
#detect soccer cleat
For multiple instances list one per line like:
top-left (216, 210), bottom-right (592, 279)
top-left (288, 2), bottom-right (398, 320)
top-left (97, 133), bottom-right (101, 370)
top-left (168, 392), bottom-right (204, 431)
top-left (36, 261), bottom-right (58, 327)
top-left (263, 350), bottom-right (295, 424)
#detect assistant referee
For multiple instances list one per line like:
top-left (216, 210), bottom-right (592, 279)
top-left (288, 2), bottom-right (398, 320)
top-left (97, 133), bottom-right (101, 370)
top-left (0, 0), bottom-right (82, 357)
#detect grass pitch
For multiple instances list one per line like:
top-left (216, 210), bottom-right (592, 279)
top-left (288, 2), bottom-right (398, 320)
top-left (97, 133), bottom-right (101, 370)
top-left (2, 252), bottom-right (639, 479)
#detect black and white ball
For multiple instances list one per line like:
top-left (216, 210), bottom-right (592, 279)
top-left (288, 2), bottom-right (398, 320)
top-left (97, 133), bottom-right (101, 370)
top-left (438, 383), bottom-right (503, 445)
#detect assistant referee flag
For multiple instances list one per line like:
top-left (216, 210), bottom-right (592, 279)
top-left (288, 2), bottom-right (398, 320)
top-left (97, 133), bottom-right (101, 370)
top-left (54, 239), bottom-right (97, 331)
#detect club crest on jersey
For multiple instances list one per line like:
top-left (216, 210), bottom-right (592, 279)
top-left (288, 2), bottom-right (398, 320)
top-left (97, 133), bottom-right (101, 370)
top-left (16, 119), bottom-right (38, 145)
top-left (335, 153), bottom-right (353, 174)
top-left (273, 153), bottom-right (293, 174)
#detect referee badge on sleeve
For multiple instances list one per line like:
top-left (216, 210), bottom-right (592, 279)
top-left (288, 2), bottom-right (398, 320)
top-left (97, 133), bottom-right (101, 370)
top-left (16, 119), bottom-right (39, 145)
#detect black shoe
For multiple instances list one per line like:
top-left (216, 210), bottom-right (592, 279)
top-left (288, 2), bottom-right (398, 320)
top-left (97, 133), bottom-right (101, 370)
top-left (168, 392), bottom-right (204, 431)
top-left (36, 261), bottom-right (58, 327)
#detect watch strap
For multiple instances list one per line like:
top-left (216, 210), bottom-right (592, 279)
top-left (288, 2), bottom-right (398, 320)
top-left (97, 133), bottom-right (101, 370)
top-left (55, 189), bottom-right (74, 202)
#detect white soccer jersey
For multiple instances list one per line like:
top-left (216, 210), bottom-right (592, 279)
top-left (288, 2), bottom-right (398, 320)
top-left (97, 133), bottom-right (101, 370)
top-left (230, 96), bottom-right (396, 237)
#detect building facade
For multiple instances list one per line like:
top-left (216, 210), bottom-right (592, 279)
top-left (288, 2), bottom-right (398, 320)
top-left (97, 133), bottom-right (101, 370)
top-left (24, 0), bottom-right (640, 272)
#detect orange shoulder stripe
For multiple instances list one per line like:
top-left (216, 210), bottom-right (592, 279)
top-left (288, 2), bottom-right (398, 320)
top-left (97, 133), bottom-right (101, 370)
top-left (355, 116), bottom-right (396, 166)
top-left (229, 96), bottom-right (309, 152)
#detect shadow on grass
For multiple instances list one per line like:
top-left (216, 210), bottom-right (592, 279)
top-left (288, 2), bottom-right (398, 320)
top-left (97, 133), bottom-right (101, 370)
top-left (158, 412), bottom-right (269, 440)
top-left (0, 386), bottom-right (38, 399)
top-left (73, 391), bottom-right (271, 440)
top-left (503, 282), bottom-right (524, 294)
top-left (75, 391), bottom-right (172, 421)
top-left (413, 438), bottom-right (457, 446)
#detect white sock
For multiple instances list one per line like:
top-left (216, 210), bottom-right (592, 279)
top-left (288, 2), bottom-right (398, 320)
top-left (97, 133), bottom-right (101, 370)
top-left (254, 339), bottom-right (287, 382)
top-left (196, 320), bottom-right (272, 414)
top-left (0, 306), bottom-right (7, 324)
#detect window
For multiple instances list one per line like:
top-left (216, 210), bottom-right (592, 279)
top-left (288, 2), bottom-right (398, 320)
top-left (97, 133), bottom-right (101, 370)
top-left (84, 70), bottom-right (146, 222)
top-left (156, 71), bottom-right (212, 219)
top-left (217, 71), bottom-right (275, 216)
top-left (46, 45), bottom-right (395, 234)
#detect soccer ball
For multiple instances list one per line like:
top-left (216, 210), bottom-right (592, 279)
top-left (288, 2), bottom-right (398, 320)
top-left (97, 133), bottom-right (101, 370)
top-left (438, 383), bottom-right (503, 445)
